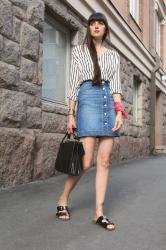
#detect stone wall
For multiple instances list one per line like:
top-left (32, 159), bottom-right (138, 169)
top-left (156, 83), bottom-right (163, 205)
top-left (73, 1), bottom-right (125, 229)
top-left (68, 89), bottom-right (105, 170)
top-left (163, 94), bottom-right (166, 145)
top-left (0, 0), bottom-right (155, 188)
top-left (111, 54), bottom-right (151, 161)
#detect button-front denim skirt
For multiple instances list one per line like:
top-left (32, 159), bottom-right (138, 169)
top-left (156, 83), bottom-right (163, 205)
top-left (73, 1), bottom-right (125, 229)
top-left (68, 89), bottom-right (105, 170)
top-left (76, 80), bottom-right (120, 138)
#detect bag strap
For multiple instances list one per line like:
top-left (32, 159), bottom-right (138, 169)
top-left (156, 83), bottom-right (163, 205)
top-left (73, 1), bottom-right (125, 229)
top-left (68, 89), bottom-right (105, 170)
top-left (61, 132), bottom-right (70, 143)
top-left (61, 128), bottom-right (79, 143)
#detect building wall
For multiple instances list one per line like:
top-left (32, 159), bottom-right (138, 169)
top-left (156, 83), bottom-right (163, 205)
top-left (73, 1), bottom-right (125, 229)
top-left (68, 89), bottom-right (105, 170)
top-left (164, 0), bottom-right (166, 71)
top-left (0, 0), bottom-right (43, 187)
top-left (161, 22), bottom-right (166, 70)
top-left (142, 0), bottom-right (150, 49)
top-left (0, 0), bottom-right (165, 188)
top-left (111, 0), bottom-right (149, 50)
top-left (111, 0), bottom-right (166, 72)
top-left (163, 95), bottom-right (166, 145)
top-left (111, 0), bottom-right (129, 21)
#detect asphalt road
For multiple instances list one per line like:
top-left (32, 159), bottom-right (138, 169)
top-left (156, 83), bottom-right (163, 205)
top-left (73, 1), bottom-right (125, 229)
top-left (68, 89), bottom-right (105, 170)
top-left (0, 155), bottom-right (166, 250)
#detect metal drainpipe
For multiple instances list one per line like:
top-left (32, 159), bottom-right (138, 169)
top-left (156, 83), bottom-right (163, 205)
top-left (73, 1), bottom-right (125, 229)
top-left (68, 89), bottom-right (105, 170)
top-left (150, 54), bottom-right (160, 154)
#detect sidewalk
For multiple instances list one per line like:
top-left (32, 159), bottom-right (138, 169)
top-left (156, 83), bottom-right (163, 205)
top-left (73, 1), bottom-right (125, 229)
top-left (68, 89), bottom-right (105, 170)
top-left (0, 155), bottom-right (166, 250)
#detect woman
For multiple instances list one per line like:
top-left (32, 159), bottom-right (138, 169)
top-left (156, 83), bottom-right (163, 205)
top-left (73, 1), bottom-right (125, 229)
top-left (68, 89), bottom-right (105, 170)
top-left (56, 12), bottom-right (128, 231)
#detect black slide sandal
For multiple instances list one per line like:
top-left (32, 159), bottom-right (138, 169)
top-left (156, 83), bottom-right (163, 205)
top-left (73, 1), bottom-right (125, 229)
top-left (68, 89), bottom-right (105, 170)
top-left (92, 215), bottom-right (115, 231)
top-left (56, 206), bottom-right (70, 221)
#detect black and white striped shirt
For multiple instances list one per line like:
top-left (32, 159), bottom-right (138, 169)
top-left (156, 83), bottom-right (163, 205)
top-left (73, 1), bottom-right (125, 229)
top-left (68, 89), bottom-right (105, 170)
top-left (67, 45), bottom-right (122, 101)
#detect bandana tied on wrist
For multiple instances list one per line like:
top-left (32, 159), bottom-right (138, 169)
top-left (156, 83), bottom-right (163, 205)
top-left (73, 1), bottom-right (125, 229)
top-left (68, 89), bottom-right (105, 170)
top-left (114, 101), bottom-right (129, 120)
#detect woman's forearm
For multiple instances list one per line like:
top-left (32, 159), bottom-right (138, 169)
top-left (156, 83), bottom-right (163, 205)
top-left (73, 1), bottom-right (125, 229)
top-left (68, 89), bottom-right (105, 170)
top-left (113, 94), bottom-right (129, 119)
top-left (69, 99), bottom-right (76, 110)
top-left (68, 99), bottom-right (76, 116)
top-left (112, 93), bottom-right (121, 102)
top-left (113, 94), bottom-right (122, 115)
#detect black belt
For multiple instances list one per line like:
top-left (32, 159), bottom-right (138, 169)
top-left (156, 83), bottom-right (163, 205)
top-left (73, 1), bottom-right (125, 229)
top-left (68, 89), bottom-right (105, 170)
top-left (81, 79), bottom-right (109, 84)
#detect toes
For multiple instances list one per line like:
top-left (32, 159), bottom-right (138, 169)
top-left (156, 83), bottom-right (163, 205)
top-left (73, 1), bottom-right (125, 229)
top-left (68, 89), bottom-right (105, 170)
top-left (58, 215), bottom-right (69, 220)
top-left (59, 215), bottom-right (65, 219)
top-left (102, 219), bottom-right (115, 230)
top-left (107, 224), bottom-right (115, 230)
top-left (64, 214), bottom-right (70, 220)
top-left (59, 211), bottom-right (70, 220)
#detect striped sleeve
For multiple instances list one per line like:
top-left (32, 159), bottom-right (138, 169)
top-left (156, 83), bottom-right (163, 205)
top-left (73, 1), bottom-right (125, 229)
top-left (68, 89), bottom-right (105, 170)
top-left (110, 51), bottom-right (122, 95)
top-left (67, 46), bottom-right (80, 101)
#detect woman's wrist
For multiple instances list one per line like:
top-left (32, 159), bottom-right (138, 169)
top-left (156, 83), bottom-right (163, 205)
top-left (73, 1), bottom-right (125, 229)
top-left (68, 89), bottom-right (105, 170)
top-left (68, 114), bottom-right (75, 118)
top-left (114, 101), bottom-right (129, 120)
top-left (116, 111), bottom-right (122, 116)
top-left (68, 108), bottom-right (75, 116)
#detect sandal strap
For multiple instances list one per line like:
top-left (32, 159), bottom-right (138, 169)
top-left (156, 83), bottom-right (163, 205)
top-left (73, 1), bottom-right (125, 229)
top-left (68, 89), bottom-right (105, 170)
top-left (56, 211), bottom-right (69, 217)
top-left (57, 206), bottom-right (69, 212)
top-left (103, 215), bottom-right (115, 225)
top-left (96, 215), bottom-right (115, 228)
top-left (56, 206), bottom-right (70, 217)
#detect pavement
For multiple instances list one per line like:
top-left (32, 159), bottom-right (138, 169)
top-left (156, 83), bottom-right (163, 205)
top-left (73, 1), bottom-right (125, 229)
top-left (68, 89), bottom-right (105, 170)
top-left (0, 155), bottom-right (166, 250)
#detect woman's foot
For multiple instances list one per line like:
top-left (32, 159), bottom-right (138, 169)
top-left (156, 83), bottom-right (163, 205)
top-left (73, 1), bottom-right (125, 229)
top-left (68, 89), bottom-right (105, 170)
top-left (56, 195), bottom-right (70, 220)
top-left (92, 213), bottom-right (115, 231)
top-left (56, 205), bottom-right (70, 220)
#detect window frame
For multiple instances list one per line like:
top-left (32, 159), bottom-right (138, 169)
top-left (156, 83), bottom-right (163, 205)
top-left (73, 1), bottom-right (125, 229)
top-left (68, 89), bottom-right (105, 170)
top-left (129, 0), bottom-right (139, 24)
top-left (133, 75), bottom-right (142, 126)
top-left (155, 11), bottom-right (161, 56)
top-left (42, 15), bottom-right (71, 106)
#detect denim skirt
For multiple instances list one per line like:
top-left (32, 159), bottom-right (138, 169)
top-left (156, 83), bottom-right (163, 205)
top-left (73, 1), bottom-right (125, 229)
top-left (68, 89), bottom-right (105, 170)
top-left (76, 80), bottom-right (120, 138)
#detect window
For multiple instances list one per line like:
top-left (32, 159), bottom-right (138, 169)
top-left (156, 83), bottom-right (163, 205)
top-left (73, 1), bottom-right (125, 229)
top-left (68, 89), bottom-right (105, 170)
top-left (42, 18), bottom-right (70, 104)
top-left (133, 75), bottom-right (142, 125)
top-left (155, 11), bottom-right (161, 56)
top-left (129, 0), bottom-right (139, 23)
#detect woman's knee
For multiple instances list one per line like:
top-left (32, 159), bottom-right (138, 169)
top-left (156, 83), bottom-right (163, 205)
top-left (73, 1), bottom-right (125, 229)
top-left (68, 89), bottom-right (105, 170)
top-left (82, 159), bottom-right (92, 172)
top-left (79, 137), bottom-right (95, 172)
top-left (96, 156), bottom-right (110, 169)
top-left (83, 164), bottom-right (91, 172)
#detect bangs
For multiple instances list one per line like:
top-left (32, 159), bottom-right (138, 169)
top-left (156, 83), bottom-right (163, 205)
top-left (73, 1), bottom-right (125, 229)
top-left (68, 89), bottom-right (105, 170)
top-left (88, 12), bottom-right (107, 26)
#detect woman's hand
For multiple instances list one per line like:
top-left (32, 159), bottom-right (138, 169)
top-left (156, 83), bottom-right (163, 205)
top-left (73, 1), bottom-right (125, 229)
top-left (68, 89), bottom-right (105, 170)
top-left (67, 115), bottom-right (76, 134)
top-left (112, 112), bottom-right (123, 131)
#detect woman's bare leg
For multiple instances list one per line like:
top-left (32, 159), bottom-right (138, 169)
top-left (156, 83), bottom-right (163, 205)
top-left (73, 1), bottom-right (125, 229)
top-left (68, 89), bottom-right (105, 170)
top-left (93, 136), bottom-right (114, 230)
top-left (57, 136), bottom-right (96, 219)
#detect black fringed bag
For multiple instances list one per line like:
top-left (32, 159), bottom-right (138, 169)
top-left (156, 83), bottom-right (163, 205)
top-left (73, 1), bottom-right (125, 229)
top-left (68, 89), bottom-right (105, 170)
top-left (55, 131), bottom-right (85, 176)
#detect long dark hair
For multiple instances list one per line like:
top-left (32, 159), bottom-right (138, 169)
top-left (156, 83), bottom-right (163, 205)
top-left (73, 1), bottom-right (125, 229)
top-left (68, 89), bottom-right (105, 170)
top-left (83, 12), bottom-right (110, 85)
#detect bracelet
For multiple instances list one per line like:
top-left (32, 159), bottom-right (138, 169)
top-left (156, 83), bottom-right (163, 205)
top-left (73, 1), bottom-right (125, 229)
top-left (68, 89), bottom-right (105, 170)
top-left (68, 108), bottom-right (75, 115)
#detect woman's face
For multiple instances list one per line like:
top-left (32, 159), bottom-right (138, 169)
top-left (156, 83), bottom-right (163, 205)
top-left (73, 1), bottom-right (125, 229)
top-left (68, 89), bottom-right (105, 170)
top-left (89, 20), bottom-right (106, 40)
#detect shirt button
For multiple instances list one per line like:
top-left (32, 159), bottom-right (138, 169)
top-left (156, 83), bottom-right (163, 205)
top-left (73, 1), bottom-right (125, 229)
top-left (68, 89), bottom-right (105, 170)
top-left (104, 122), bottom-right (107, 125)
top-left (103, 87), bottom-right (105, 90)
top-left (104, 96), bottom-right (106, 98)
top-left (104, 113), bottom-right (107, 115)
top-left (104, 104), bottom-right (107, 107)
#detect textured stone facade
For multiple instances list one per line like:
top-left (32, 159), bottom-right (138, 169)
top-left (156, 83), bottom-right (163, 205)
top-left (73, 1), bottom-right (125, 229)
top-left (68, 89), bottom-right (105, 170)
top-left (163, 96), bottom-right (166, 144)
top-left (0, 0), bottom-right (165, 188)
top-left (0, 0), bottom-right (85, 188)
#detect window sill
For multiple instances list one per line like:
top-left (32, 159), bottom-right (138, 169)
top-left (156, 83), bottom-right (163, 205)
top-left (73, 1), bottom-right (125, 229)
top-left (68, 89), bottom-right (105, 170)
top-left (132, 122), bottom-right (143, 127)
top-left (42, 98), bottom-right (68, 115)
